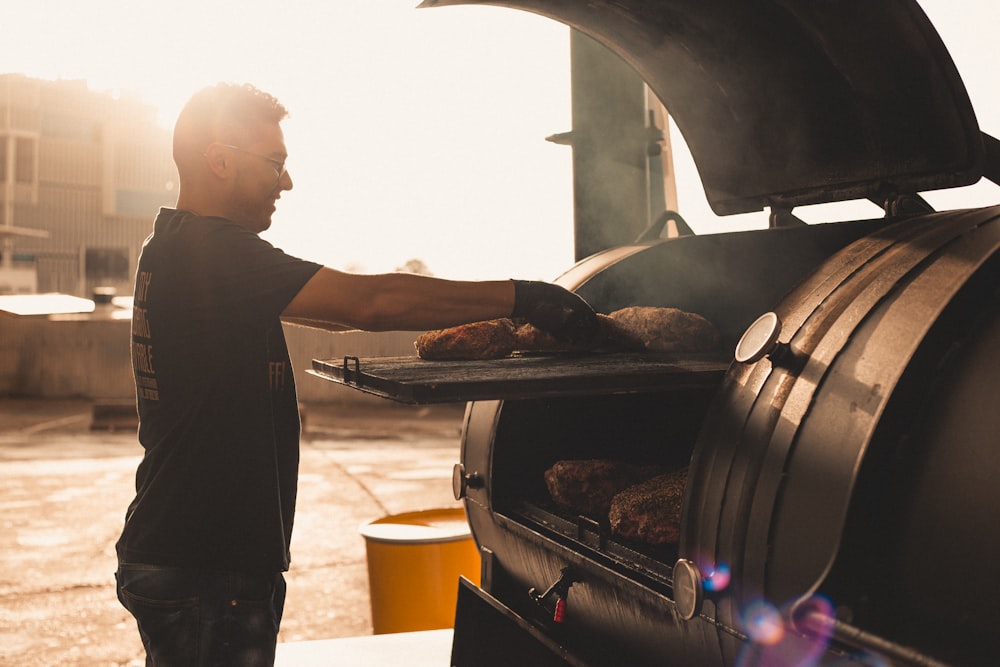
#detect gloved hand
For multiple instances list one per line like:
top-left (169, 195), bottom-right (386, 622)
top-left (511, 280), bottom-right (601, 344)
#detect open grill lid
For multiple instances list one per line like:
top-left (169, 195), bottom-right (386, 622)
top-left (419, 0), bottom-right (985, 215)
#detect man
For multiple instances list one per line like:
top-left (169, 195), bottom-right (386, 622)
top-left (115, 82), bottom-right (598, 666)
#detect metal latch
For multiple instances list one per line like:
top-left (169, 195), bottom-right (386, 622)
top-left (529, 567), bottom-right (577, 623)
top-left (452, 463), bottom-right (483, 500)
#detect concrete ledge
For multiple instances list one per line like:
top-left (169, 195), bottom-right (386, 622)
top-left (0, 315), bottom-right (424, 405)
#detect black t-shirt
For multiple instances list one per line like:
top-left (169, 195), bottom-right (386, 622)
top-left (116, 208), bottom-right (323, 574)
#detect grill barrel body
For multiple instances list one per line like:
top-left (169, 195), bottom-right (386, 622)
top-left (456, 207), bottom-right (1000, 667)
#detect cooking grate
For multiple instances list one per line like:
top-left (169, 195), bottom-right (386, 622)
top-left (309, 352), bottom-right (728, 404)
top-left (513, 501), bottom-right (678, 592)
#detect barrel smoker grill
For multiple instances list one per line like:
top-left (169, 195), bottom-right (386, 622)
top-left (311, 1), bottom-right (1000, 665)
top-left (449, 209), bottom-right (1000, 667)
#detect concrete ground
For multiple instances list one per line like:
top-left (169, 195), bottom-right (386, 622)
top-left (0, 397), bottom-right (468, 667)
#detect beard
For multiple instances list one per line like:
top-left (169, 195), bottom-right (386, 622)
top-left (228, 179), bottom-right (276, 233)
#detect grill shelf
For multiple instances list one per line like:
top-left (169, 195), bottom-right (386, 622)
top-left (308, 352), bottom-right (729, 404)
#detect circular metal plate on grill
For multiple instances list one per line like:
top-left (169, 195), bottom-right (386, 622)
top-left (734, 311), bottom-right (782, 363)
top-left (672, 559), bottom-right (704, 621)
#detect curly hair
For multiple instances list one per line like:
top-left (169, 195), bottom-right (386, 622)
top-left (173, 82), bottom-right (289, 172)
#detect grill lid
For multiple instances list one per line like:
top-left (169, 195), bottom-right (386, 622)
top-left (419, 0), bottom-right (985, 215)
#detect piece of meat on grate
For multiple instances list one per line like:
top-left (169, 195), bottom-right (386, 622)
top-left (515, 314), bottom-right (643, 353)
top-left (607, 306), bottom-right (720, 352)
top-left (415, 318), bottom-right (517, 360)
top-left (414, 306), bottom-right (719, 360)
top-left (544, 459), bottom-right (663, 517)
top-left (609, 468), bottom-right (688, 545)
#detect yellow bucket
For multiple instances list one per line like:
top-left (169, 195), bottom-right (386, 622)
top-left (359, 507), bottom-right (481, 634)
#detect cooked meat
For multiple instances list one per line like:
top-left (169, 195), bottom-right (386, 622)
top-left (596, 313), bottom-right (646, 351)
top-left (544, 459), bottom-right (663, 516)
top-left (414, 307), bottom-right (718, 360)
top-left (513, 322), bottom-right (560, 351)
top-left (416, 314), bottom-right (602, 360)
top-left (609, 468), bottom-right (688, 545)
top-left (513, 317), bottom-right (595, 352)
top-left (608, 306), bottom-right (720, 352)
top-left (415, 319), bottom-right (517, 360)
top-left (516, 314), bottom-right (642, 353)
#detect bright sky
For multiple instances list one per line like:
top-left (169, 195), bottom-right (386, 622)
top-left (1, 0), bottom-right (997, 280)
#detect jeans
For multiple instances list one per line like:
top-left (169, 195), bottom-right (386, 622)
top-left (116, 563), bottom-right (286, 667)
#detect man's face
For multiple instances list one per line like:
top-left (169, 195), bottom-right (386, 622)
top-left (226, 122), bottom-right (293, 233)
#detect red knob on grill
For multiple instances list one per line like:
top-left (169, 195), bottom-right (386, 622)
top-left (553, 598), bottom-right (567, 623)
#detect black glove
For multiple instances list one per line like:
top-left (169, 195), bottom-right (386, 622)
top-left (511, 280), bottom-right (600, 344)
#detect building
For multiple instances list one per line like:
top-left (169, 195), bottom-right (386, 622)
top-left (0, 74), bottom-right (175, 297)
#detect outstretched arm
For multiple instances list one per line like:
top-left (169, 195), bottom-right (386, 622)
top-left (281, 268), bottom-right (515, 332)
top-left (280, 268), bottom-right (600, 343)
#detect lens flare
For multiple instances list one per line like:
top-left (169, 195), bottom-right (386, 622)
top-left (742, 599), bottom-right (785, 645)
top-left (703, 562), bottom-right (731, 592)
top-left (735, 595), bottom-right (836, 667)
